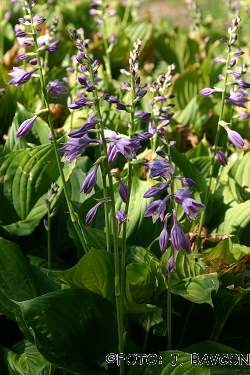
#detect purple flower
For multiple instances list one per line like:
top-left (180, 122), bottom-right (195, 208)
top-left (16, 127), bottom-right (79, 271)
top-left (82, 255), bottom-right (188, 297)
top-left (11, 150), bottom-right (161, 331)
top-left (29, 58), bottom-right (38, 65)
top-left (59, 135), bottom-right (100, 164)
top-left (240, 113), bottom-right (250, 119)
top-left (216, 151), bottom-right (228, 166)
top-left (109, 34), bottom-right (116, 45)
top-left (68, 98), bottom-right (95, 110)
top-left (170, 210), bottom-right (191, 252)
top-left (16, 116), bottom-right (37, 139)
top-left (224, 127), bottom-right (246, 148)
top-left (143, 160), bottom-right (171, 178)
top-left (17, 54), bottom-right (28, 60)
top-left (136, 132), bottom-right (153, 141)
top-left (118, 180), bottom-right (129, 203)
top-left (46, 46), bottom-right (58, 53)
top-left (85, 199), bottom-right (107, 228)
top-left (8, 67), bottom-right (36, 88)
top-left (144, 196), bottom-right (170, 223)
top-left (159, 215), bottom-right (170, 253)
top-left (174, 187), bottom-right (192, 204)
top-left (200, 88), bottom-right (216, 96)
top-left (237, 81), bottom-right (250, 89)
top-left (175, 176), bottom-right (196, 186)
top-left (225, 91), bottom-right (249, 108)
top-left (80, 165), bottom-right (99, 194)
top-left (181, 198), bottom-right (205, 221)
top-left (113, 138), bottom-right (141, 159)
top-left (143, 181), bottom-right (171, 198)
top-left (116, 210), bottom-right (127, 223)
top-left (107, 144), bottom-right (119, 164)
top-left (68, 114), bottom-right (97, 138)
top-left (166, 254), bottom-right (175, 276)
top-left (47, 80), bottom-right (69, 99)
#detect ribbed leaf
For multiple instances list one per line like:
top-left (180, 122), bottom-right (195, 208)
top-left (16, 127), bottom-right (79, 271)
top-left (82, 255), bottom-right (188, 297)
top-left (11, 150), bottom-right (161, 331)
top-left (16, 289), bottom-right (118, 374)
top-left (0, 140), bottom-right (74, 236)
top-left (0, 339), bottom-right (61, 375)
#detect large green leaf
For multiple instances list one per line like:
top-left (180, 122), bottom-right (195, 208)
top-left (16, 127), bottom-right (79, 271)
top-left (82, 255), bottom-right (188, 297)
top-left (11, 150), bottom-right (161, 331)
top-left (215, 200), bottom-right (250, 246)
top-left (0, 238), bottom-right (59, 320)
top-left (126, 263), bottom-right (156, 303)
top-left (0, 65), bottom-right (17, 144)
top-left (0, 140), bottom-right (74, 236)
top-left (3, 103), bottom-right (50, 155)
top-left (172, 65), bottom-right (202, 110)
top-left (184, 341), bottom-right (250, 374)
top-left (228, 151), bottom-right (250, 203)
top-left (0, 340), bottom-right (61, 375)
top-left (127, 350), bottom-right (210, 375)
top-left (171, 273), bottom-right (219, 306)
top-left (51, 249), bottom-right (116, 305)
top-left (16, 289), bottom-right (118, 374)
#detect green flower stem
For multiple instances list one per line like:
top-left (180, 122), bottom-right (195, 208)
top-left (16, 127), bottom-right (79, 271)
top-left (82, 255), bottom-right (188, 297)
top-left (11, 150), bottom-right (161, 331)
top-left (28, 5), bottom-right (88, 255)
top-left (195, 34), bottom-right (233, 251)
top-left (167, 267), bottom-right (172, 350)
top-left (119, 73), bottom-right (136, 359)
top-left (47, 207), bottom-right (51, 270)
top-left (87, 52), bottom-right (124, 375)
top-left (209, 306), bottom-right (233, 342)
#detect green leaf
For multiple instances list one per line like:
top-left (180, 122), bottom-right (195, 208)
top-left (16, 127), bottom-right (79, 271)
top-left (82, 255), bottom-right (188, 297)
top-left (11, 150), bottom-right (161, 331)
top-left (0, 65), bottom-right (17, 144)
top-left (126, 263), bottom-right (156, 303)
top-left (50, 249), bottom-right (116, 305)
top-left (184, 340), bottom-right (250, 374)
top-left (127, 350), bottom-right (210, 375)
top-left (0, 339), bottom-right (60, 375)
top-left (171, 273), bottom-right (219, 306)
top-left (3, 103), bottom-right (50, 155)
top-left (215, 200), bottom-right (250, 246)
top-left (228, 151), bottom-right (250, 203)
top-left (26, 247), bottom-right (69, 270)
top-left (0, 139), bottom-right (74, 236)
top-left (16, 289), bottom-right (118, 374)
top-left (172, 65), bottom-right (202, 110)
top-left (0, 238), bottom-right (60, 320)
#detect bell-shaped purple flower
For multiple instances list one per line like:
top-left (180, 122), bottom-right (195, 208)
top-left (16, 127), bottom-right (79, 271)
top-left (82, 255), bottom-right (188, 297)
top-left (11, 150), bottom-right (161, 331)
top-left (85, 199), bottom-right (107, 228)
top-left (80, 165), bottom-right (99, 194)
top-left (68, 114), bottom-right (97, 138)
top-left (216, 150), bottom-right (227, 166)
top-left (159, 215), bottom-right (170, 253)
top-left (174, 187), bottom-right (192, 204)
top-left (8, 67), bottom-right (36, 88)
top-left (175, 176), bottom-right (196, 186)
top-left (143, 181), bottom-right (171, 198)
top-left (113, 138), bottom-right (141, 159)
top-left (116, 210), bottom-right (127, 223)
top-left (59, 135), bottom-right (100, 164)
top-left (200, 88), bottom-right (216, 96)
top-left (144, 195), bottom-right (170, 223)
top-left (181, 198), bottom-right (205, 221)
top-left (107, 144), bottom-right (119, 164)
top-left (225, 91), bottom-right (249, 108)
top-left (118, 180), bottom-right (129, 203)
top-left (143, 160), bottom-right (171, 179)
top-left (166, 254), bottom-right (175, 276)
top-left (16, 115), bottom-right (38, 139)
top-left (224, 127), bottom-right (246, 148)
top-left (47, 79), bottom-right (69, 99)
top-left (170, 210), bottom-right (191, 252)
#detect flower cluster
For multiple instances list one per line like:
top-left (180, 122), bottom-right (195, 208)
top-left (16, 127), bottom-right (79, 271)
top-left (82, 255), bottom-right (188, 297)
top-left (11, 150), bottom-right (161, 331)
top-left (200, 15), bottom-right (246, 162)
top-left (89, 0), bottom-right (116, 25)
top-left (143, 149), bottom-right (205, 275)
